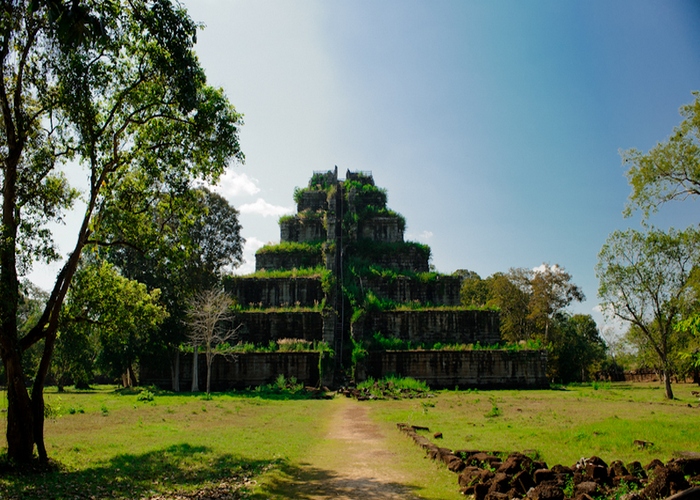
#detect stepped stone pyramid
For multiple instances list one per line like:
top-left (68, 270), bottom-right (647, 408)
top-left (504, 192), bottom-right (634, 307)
top-left (220, 168), bottom-right (546, 388)
top-left (142, 168), bottom-right (547, 390)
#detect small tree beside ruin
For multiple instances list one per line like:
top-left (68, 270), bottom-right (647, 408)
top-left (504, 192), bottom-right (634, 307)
top-left (185, 289), bottom-right (238, 394)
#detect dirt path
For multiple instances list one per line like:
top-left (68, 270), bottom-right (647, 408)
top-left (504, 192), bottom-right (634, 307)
top-left (258, 397), bottom-right (425, 499)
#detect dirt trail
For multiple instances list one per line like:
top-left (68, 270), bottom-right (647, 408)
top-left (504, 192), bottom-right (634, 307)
top-left (263, 397), bottom-right (424, 499)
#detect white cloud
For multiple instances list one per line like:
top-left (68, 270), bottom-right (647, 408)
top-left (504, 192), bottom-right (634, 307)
top-left (233, 236), bottom-right (267, 275)
top-left (238, 198), bottom-right (294, 217)
top-left (532, 263), bottom-right (563, 275)
top-left (211, 170), bottom-right (261, 198)
top-left (406, 230), bottom-right (434, 243)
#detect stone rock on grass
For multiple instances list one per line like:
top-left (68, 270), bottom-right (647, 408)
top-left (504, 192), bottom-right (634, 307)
top-left (551, 465), bottom-right (573, 476)
top-left (511, 470), bottom-right (536, 495)
top-left (609, 460), bottom-right (629, 478)
top-left (644, 459), bottom-right (664, 471)
top-left (575, 481), bottom-right (599, 496)
top-left (641, 465), bottom-right (690, 500)
top-left (584, 463), bottom-right (609, 485)
top-left (485, 492), bottom-right (510, 500)
top-left (668, 457), bottom-right (700, 477)
top-left (533, 469), bottom-right (555, 484)
top-left (466, 452), bottom-right (503, 468)
top-left (459, 466), bottom-right (494, 490)
top-left (664, 486), bottom-right (700, 500)
top-left (488, 472), bottom-right (512, 494)
top-left (527, 483), bottom-right (564, 500)
top-left (498, 453), bottom-right (534, 475)
top-left (613, 474), bottom-right (644, 489)
top-left (626, 461), bottom-right (647, 479)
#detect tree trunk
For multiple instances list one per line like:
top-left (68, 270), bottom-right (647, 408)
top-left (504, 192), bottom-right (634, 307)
top-left (4, 351), bottom-right (35, 462)
top-left (191, 345), bottom-right (199, 392)
top-left (171, 349), bottom-right (180, 392)
top-left (662, 368), bottom-right (674, 399)
top-left (205, 351), bottom-right (212, 395)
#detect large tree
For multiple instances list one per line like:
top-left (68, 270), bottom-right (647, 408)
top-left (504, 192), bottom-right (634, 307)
top-left (58, 261), bottom-right (167, 388)
top-left (0, 0), bottom-right (242, 462)
top-left (103, 187), bottom-right (244, 391)
top-left (623, 92), bottom-right (700, 219)
top-left (596, 227), bottom-right (700, 399)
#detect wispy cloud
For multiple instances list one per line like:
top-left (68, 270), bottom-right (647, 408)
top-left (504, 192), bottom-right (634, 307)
top-left (233, 236), bottom-right (267, 275)
top-left (211, 170), bottom-right (261, 198)
top-left (239, 198), bottom-right (294, 217)
top-left (406, 230), bottom-right (434, 243)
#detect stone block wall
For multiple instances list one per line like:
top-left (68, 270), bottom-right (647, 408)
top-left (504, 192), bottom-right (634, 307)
top-left (354, 244), bottom-right (429, 273)
top-left (365, 350), bottom-right (548, 389)
top-left (297, 190), bottom-right (328, 212)
top-left (280, 216), bottom-right (326, 243)
top-left (224, 277), bottom-right (324, 308)
top-left (141, 352), bottom-right (321, 391)
top-left (236, 310), bottom-right (325, 345)
top-left (255, 247), bottom-right (323, 271)
top-left (358, 309), bottom-right (500, 346)
top-left (359, 216), bottom-right (403, 243)
top-left (364, 275), bottom-right (461, 306)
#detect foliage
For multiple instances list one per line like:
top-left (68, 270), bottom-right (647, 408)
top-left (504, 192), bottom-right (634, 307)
top-left (0, 0), bottom-right (243, 462)
top-left (58, 261), bottom-right (168, 387)
top-left (255, 241), bottom-right (324, 255)
top-left (355, 375), bottom-right (430, 399)
top-left (103, 187), bottom-right (244, 380)
top-left (367, 331), bottom-right (542, 352)
top-left (548, 314), bottom-right (607, 384)
top-left (597, 227), bottom-right (700, 398)
top-left (232, 266), bottom-right (329, 280)
top-left (623, 92), bottom-right (700, 220)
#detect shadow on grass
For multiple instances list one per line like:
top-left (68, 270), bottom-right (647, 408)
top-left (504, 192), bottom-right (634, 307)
top-left (251, 460), bottom-right (439, 500)
top-left (0, 443), bottom-right (277, 499)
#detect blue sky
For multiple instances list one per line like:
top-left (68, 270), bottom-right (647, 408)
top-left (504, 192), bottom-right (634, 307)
top-left (31, 1), bottom-right (700, 334)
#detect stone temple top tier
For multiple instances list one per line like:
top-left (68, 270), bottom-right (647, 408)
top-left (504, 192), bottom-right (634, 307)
top-left (255, 168), bottom-right (429, 273)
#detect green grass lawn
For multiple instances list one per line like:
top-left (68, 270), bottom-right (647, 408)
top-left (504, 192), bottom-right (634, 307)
top-left (0, 382), bottom-right (698, 499)
top-left (369, 382), bottom-right (700, 467)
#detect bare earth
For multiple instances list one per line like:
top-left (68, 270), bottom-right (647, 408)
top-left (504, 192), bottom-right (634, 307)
top-left (261, 397), bottom-right (425, 499)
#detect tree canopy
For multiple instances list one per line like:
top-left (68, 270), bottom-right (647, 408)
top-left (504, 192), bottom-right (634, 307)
top-left (596, 227), bottom-right (700, 399)
top-left (0, 0), bottom-right (243, 462)
top-left (623, 92), bottom-right (700, 220)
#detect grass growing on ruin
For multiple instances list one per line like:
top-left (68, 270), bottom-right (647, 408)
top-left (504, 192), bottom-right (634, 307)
top-left (367, 382), bottom-right (700, 468)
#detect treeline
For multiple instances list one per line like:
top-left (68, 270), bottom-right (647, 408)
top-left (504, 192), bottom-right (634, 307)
top-left (456, 265), bottom-right (609, 384)
top-left (13, 187), bottom-right (243, 392)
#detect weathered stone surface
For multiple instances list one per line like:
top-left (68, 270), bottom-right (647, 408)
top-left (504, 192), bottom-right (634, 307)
top-left (511, 470), bottom-right (536, 495)
top-left (575, 481), bottom-right (599, 496)
top-left (280, 215), bottom-right (326, 243)
top-left (641, 465), bottom-right (689, 499)
top-left (365, 350), bottom-right (548, 389)
top-left (584, 464), bottom-right (609, 483)
top-left (626, 461), bottom-right (646, 478)
top-left (608, 460), bottom-right (629, 478)
top-left (644, 459), bottom-right (664, 471)
top-left (363, 275), bottom-right (462, 307)
top-left (362, 309), bottom-right (501, 346)
top-left (255, 247), bottom-right (323, 271)
top-left (533, 469), bottom-right (555, 485)
top-left (528, 483), bottom-right (564, 500)
top-left (296, 189), bottom-right (327, 212)
top-left (358, 215), bottom-right (404, 243)
top-left (143, 351), bottom-right (321, 391)
top-left (458, 466), bottom-right (485, 488)
top-left (224, 277), bottom-right (324, 308)
top-left (236, 310), bottom-right (324, 345)
top-left (489, 473), bottom-right (512, 494)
